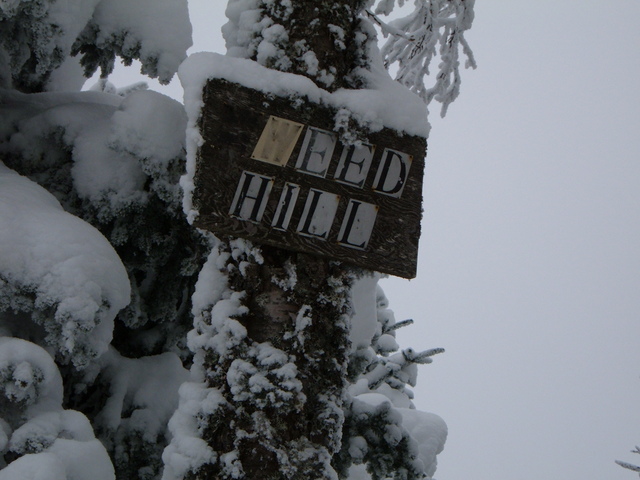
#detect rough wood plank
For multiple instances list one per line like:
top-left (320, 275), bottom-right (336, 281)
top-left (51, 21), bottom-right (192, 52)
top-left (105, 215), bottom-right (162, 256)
top-left (192, 78), bottom-right (427, 278)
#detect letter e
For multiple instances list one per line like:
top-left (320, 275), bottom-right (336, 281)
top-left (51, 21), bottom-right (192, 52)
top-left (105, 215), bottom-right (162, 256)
top-left (334, 143), bottom-right (375, 188)
top-left (295, 127), bottom-right (337, 178)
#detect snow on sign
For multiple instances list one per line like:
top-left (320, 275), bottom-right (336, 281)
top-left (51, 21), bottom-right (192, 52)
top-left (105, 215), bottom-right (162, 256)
top-left (193, 79), bottom-right (426, 278)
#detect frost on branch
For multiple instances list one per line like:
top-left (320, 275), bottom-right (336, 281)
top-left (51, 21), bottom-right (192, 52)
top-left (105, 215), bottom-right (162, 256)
top-left (367, 0), bottom-right (476, 116)
top-left (334, 279), bottom-right (447, 479)
top-left (617, 446), bottom-right (640, 475)
top-left (0, 0), bottom-right (99, 92)
top-left (0, 0), bottom-right (191, 92)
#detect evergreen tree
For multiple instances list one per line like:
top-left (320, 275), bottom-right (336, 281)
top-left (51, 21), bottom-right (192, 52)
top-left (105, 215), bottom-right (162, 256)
top-left (0, 1), bottom-right (197, 478)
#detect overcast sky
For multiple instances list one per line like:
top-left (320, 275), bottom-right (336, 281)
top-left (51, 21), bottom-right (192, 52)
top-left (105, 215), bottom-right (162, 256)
top-left (385, 2), bottom-right (640, 479)
top-left (105, 1), bottom-right (640, 479)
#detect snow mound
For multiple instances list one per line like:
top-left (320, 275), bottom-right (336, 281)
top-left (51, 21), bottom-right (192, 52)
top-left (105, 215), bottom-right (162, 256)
top-left (0, 165), bottom-right (130, 366)
top-left (161, 382), bottom-right (218, 480)
top-left (353, 393), bottom-right (447, 479)
top-left (0, 439), bottom-right (114, 480)
top-left (2, 87), bottom-right (186, 214)
top-left (179, 52), bottom-right (427, 136)
top-left (109, 89), bottom-right (188, 204)
top-left (94, 349), bottom-right (189, 441)
top-left (0, 337), bottom-right (63, 421)
top-left (398, 408), bottom-right (447, 478)
top-left (0, 338), bottom-right (115, 480)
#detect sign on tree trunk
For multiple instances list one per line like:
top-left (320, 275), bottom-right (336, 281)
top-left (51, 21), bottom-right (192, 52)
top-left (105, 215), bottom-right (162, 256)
top-left (193, 79), bottom-right (426, 279)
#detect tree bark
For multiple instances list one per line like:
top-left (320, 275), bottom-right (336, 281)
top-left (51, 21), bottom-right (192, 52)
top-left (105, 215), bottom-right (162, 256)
top-left (251, 0), bottom-right (370, 90)
top-left (193, 2), bottom-right (373, 478)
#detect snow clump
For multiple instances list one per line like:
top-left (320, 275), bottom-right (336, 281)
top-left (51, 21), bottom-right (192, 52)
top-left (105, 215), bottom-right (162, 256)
top-left (0, 165), bottom-right (130, 367)
top-left (0, 338), bottom-right (114, 480)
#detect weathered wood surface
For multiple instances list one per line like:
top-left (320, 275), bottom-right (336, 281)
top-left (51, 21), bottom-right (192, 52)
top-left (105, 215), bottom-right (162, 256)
top-left (192, 78), bottom-right (427, 278)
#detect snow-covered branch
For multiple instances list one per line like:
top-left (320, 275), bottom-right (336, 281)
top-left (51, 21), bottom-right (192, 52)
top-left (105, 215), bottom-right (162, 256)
top-left (368, 0), bottom-right (477, 116)
top-left (617, 446), bottom-right (640, 474)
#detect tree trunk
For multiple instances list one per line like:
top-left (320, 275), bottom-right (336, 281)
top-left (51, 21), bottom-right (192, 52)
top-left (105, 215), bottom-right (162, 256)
top-left (191, 2), bottom-right (373, 479)
top-left (252, 0), bottom-right (369, 90)
top-left (194, 243), bottom-right (356, 479)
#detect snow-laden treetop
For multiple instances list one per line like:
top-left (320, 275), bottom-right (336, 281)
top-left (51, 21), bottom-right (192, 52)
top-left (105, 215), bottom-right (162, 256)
top-left (0, 0), bottom-right (192, 92)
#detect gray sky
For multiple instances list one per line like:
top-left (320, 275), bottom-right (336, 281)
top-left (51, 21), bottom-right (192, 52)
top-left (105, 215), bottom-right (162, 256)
top-left (385, 2), bottom-right (640, 479)
top-left (106, 1), bottom-right (640, 479)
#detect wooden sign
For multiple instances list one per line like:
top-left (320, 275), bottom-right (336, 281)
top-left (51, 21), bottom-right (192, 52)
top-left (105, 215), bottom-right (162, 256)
top-left (193, 79), bottom-right (426, 279)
